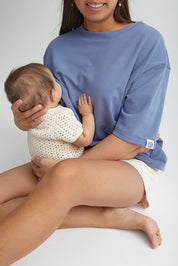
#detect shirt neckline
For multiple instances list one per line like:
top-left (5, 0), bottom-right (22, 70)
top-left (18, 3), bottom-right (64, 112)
top-left (78, 21), bottom-right (142, 38)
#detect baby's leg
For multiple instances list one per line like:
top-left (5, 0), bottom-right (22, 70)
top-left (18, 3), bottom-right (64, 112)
top-left (0, 163), bottom-right (38, 204)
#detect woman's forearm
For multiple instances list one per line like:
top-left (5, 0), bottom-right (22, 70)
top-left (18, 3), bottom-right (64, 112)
top-left (81, 134), bottom-right (148, 161)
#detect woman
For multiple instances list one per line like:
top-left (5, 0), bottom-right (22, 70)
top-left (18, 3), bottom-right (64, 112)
top-left (0, 0), bottom-right (170, 264)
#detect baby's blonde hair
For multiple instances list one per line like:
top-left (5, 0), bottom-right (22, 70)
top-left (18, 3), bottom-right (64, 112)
top-left (4, 63), bottom-right (54, 111)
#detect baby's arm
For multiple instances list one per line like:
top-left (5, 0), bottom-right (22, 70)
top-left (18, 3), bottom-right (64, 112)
top-left (73, 94), bottom-right (95, 147)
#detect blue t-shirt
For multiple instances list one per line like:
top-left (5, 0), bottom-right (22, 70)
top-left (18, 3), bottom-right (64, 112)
top-left (44, 21), bottom-right (170, 170)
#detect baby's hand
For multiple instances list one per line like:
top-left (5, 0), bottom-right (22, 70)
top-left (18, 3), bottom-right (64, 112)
top-left (78, 94), bottom-right (93, 116)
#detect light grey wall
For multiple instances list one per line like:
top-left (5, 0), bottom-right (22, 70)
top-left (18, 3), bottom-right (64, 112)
top-left (0, 0), bottom-right (177, 177)
top-left (0, 0), bottom-right (61, 170)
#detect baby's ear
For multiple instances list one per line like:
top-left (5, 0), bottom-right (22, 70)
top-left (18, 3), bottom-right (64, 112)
top-left (49, 89), bottom-right (56, 102)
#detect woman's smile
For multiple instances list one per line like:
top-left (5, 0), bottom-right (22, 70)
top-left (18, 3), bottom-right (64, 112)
top-left (86, 2), bottom-right (106, 12)
top-left (74, 0), bottom-right (120, 32)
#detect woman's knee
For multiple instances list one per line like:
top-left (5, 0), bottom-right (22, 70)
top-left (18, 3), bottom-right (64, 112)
top-left (45, 158), bottom-right (81, 192)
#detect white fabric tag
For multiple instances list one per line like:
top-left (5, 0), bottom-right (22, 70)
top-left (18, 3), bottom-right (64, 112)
top-left (146, 139), bottom-right (155, 149)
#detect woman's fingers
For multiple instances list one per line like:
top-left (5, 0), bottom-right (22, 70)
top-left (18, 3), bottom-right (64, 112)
top-left (11, 99), bottom-right (47, 130)
top-left (31, 157), bottom-right (59, 179)
top-left (11, 99), bottom-right (23, 114)
top-left (26, 108), bottom-right (48, 128)
top-left (156, 133), bottom-right (160, 140)
top-left (22, 105), bottom-right (44, 119)
top-left (32, 157), bottom-right (42, 167)
top-left (31, 159), bottom-right (43, 179)
top-left (31, 160), bottom-right (40, 177)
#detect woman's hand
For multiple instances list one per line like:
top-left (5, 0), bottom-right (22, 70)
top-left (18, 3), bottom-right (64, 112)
top-left (11, 99), bottom-right (47, 131)
top-left (31, 157), bottom-right (59, 179)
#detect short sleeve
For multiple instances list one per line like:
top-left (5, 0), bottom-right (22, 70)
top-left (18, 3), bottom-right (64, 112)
top-left (113, 32), bottom-right (170, 149)
top-left (44, 39), bottom-right (82, 121)
top-left (44, 40), bottom-right (66, 90)
top-left (51, 108), bottom-right (83, 143)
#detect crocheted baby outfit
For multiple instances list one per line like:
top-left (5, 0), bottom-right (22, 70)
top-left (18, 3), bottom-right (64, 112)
top-left (28, 105), bottom-right (84, 160)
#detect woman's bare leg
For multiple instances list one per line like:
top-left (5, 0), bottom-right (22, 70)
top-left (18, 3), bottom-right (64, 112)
top-left (0, 163), bottom-right (38, 204)
top-left (59, 205), bottom-right (161, 251)
top-left (0, 158), bottom-right (161, 265)
top-left (0, 196), bottom-right (161, 248)
top-left (0, 165), bottom-right (109, 229)
top-left (0, 164), bottom-right (107, 229)
top-left (0, 163), bottom-right (161, 246)
top-left (0, 196), bottom-right (106, 229)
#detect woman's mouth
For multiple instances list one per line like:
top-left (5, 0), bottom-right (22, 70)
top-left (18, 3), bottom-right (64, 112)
top-left (86, 3), bottom-right (106, 11)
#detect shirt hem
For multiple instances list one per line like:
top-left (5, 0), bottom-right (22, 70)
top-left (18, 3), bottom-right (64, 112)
top-left (112, 131), bottom-right (166, 171)
top-left (113, 130), bottom-right (148, 148)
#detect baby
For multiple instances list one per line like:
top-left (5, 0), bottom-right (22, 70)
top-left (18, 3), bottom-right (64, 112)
top-left (4, 63), bottom-right (95, 161)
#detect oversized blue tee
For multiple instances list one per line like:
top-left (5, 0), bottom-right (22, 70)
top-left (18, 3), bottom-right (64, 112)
top-left (44, 21), bottom-right (170, 170)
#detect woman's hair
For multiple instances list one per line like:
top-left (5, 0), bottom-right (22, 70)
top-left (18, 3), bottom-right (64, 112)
top-left (59, 0), bottom-right (133, 35)
top-left (4, 63), bottom-right (54, 112)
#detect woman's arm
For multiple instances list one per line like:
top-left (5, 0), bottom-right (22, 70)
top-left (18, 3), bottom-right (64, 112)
top-left (31, 134), bottom-right (152, 178)
top-left (81, 134), bottom-right (149, 161)
top-left (11, 99), bottom-right (47, 131)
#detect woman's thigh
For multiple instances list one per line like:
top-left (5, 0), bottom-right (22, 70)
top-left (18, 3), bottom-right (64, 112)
top-left (58, 158), bottom-right (145, 208)
top-left (0, 163), bottom-right (38, 204)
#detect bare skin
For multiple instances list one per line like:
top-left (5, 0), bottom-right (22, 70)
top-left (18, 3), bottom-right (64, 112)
top-left (0, 156), bottom-right (161, 264)
top-left (30, 152), bottom-right (162, 250)
top-left (0, 140), bottom-right (161, 265)
top-left (0, 194), bottom-right (161, 250)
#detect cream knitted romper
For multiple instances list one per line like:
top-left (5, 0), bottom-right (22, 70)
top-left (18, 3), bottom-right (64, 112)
top-left (28, 105), bottom-right (84, 160)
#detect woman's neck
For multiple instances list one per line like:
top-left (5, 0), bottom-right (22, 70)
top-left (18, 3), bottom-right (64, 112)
top-left (83, 18), bottom-right (131, 33)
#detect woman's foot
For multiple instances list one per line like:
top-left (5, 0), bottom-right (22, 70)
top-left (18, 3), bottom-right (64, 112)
top-left (141, 215), bottom-right (162, 249)
top-left (104, 207), bottom-right (162, 249)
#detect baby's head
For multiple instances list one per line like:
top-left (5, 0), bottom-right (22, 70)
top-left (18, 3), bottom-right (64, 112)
top-left (4, 63), bottom-right (62, 111)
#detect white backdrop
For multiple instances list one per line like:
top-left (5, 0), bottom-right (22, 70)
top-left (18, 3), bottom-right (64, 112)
top-left (0, 1), bottom-right (178, 266)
